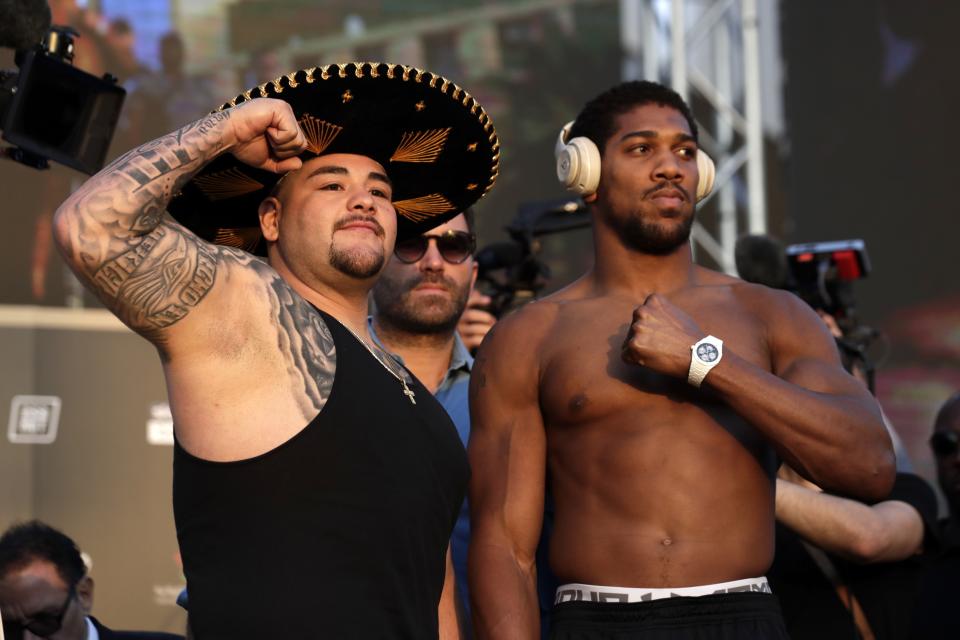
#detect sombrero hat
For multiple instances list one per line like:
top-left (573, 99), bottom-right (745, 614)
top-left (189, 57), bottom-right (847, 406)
top-left (167, 61), bottom-right (500, 255)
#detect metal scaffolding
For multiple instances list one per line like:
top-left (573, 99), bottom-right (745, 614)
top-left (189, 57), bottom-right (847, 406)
top-left (620, 0), bottom-right (767, 273)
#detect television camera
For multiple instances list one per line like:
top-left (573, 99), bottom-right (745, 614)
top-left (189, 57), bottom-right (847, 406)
top-left (736, 235), bottom-right (881, 392)
top-left (476, 197), bottom-right (590, 318)
top-left (1, 0), bottom-right (126, 174)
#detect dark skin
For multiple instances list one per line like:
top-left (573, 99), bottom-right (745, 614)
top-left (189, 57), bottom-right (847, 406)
top-left (467, 103), bottom-right (895, 639)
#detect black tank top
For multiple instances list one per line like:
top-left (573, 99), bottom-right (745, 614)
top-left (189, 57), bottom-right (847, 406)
top-left (173, 309), bottom-right (469, 639)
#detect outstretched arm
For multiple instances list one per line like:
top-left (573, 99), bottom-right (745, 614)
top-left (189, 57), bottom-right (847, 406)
top-left (775, 471), bottom-right (924, 563)
top-left (52, 98), bottom-right (306, 343)
top-left (621, 290), bottom-right (894, 501)
top-left (468, 307), bottom-right (551, 640)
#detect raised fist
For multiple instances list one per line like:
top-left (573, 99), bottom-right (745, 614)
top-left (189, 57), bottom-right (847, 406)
top-left (226, 98), bottom-right (308, 173)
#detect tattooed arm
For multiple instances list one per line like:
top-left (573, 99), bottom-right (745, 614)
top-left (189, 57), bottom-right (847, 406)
top-left (52, 98), bottom-right (307, 343)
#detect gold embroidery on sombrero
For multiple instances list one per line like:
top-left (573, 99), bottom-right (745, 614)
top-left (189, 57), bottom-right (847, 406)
top-left (390, 128), bottom-right (452, 163)
top-left (214, 228), bottom-right (262, 253)
top-left (299, 115), bottom-right (344, 154)
top-left (467, 142), bottom-right (478, 151)
top-left (193, 168), bottom-right (265, 201)
top-left (392, 193), bottom-right (456, 223)
top-left (415, 101), bottom-right (426, 112)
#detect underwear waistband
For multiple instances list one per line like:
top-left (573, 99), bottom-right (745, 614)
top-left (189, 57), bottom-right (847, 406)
top-left (555, 577), bottom-right (771, 604)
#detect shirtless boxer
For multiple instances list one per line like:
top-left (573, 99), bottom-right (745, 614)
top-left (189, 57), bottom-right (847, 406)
top-left (467, 80), bottom-right (894, 639)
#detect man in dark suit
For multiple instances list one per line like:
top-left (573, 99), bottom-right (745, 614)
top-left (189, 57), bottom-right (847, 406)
top-left (0, 520), bottom-right (182, 640)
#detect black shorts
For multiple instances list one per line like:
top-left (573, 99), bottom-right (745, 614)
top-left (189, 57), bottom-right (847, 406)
top-left (548, 592), bottom-right (790, 640)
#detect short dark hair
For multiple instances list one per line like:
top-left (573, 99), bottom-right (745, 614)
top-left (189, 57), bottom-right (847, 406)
top-left (0, 521), bottom-right (87, 587)
top-left (568, 81), bottom-right (698, 154)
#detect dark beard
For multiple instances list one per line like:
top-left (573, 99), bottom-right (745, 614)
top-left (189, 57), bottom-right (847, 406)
top-left (329, 244), bottom-right (385, 279)
top-left (372, 273), bottom-right (470, 336)
top-left (610, 210), bottom-right (694, 255)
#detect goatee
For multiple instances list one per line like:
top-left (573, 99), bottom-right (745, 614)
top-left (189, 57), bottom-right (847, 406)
top-left (612, 211), bottom-right (694, 255)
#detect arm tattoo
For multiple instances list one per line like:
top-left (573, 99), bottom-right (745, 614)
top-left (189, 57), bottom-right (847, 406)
top-left (56, 108), bottom-right (239, 334)
top-left (93, 222), bottom-right (219, 333)
top-left (258, 264), bottom-right (336, 413)
top-left (57, 105), bottom-right (336, 413)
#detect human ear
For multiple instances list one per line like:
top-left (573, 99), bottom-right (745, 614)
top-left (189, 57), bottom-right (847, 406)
top-left (76, 575), bottom-right (94, 613)
top-left (258, 197), bottom-right (282, 242)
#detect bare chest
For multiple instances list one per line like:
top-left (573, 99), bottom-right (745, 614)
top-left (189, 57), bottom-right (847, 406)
top-left (539, 294), bottom-right (769, 427)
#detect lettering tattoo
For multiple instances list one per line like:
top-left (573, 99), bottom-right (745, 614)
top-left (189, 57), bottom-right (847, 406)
top-left (92, 224), bottom-right (220, 333)
top-left (57, 108), bottom-right (239, 333)
top-left (56, 103), bottom-right (336, 413)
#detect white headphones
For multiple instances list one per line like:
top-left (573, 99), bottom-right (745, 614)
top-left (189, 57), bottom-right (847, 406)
top-left (554, 121), bottom-right (716, 201)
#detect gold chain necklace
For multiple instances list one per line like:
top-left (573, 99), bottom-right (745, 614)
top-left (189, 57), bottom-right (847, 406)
top-left (342, 324), bottom-right (417, 405)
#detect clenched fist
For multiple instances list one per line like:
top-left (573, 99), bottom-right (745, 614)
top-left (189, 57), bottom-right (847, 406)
top-left (620, 293), bottom-right (706, 377)
top-left (226, 98), bottom-right (309, 174)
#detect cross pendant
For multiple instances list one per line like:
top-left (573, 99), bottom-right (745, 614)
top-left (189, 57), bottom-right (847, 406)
top-left (403, 384), bottom-right (417, 405)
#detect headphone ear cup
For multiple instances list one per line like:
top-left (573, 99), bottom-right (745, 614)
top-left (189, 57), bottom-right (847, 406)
top-left (557, 137), bottom-right (602, 196)
top-left (696, 150), bottom-right (716, 202)
top-left (555, 122), bottom-right (602, 196)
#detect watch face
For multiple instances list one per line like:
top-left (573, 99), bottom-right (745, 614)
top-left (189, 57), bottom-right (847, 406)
top-left (696, 343), bottom-right (719, 363)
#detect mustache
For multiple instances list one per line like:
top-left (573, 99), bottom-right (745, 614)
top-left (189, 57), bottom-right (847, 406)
top-left (643, 181), bottom-right (690, 201)
top-left (406, 272), bottom-right (457, 292)
top-left (333, 214), bottom-right (385, 238)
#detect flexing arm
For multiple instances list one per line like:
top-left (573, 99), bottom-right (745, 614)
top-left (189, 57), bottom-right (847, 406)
top-left (52, 98), bottom-right (306, 342)
top-left (468, 308), bottom-right (550, 640)
top-left (622, 290), bottom-right (894, 500)
top-left (776, 475), bottom-right (924, 563)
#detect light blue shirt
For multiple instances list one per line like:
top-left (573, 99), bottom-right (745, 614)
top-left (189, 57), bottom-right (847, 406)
top-left (368, 318), bottom-right (474, 615)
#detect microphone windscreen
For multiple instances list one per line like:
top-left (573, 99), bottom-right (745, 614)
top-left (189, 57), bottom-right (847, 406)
top-left (476, 241), bottom-right (525, 272)
top-left (0, 0), bottom-right (52, 51)
top-left (735, 234), bottom-right (790, 289)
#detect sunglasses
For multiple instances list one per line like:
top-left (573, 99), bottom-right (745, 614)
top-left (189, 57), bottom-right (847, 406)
top-left (931, 431), bottom-right (959, 457)
top-left (394, 230), bottom-right (476, 265)
top-left (2, 586), bottom-right (74, 639)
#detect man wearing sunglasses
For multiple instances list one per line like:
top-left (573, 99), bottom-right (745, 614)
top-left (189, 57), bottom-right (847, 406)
top-left (370, 210), bottom-right (491, 632)
top-left (911, 392), bottom-right (960, 638)
top-left (0, 521), bottom-right (182, 640)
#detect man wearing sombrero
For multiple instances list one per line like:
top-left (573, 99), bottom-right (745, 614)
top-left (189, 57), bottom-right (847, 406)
top-left (52, 62), bottom-right (498, 638)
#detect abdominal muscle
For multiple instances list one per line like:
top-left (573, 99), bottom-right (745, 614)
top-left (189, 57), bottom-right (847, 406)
top-left (545, 411), bottom-right (776, 588)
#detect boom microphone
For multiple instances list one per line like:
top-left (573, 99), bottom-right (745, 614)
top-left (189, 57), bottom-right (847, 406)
top-left (734, 234), bottom-right (790, 289)
top-left (476, 241), bottom-right (525, 274)
top-left (0, 0), bottom-right (52, 51)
